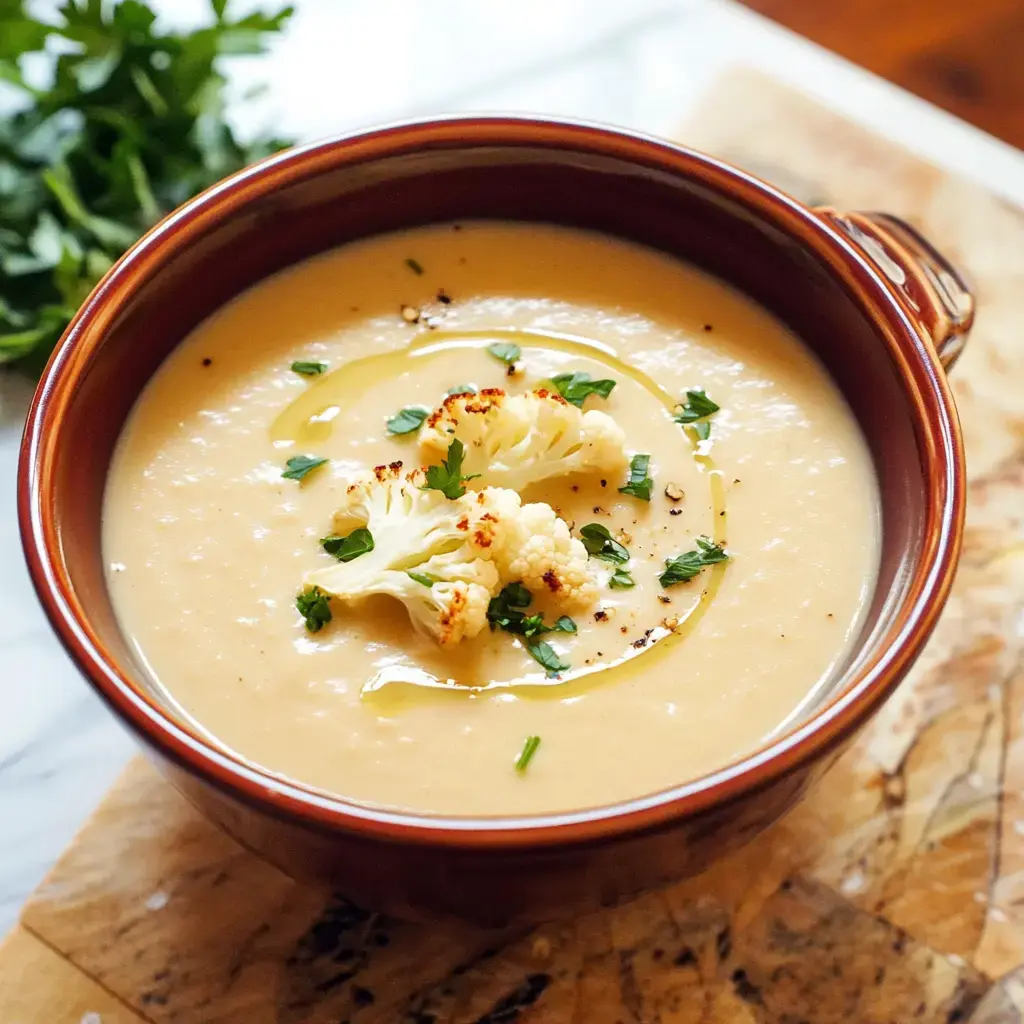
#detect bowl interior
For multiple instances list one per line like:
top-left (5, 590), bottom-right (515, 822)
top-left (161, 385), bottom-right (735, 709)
top-left (29, 121), bottom-right (944, 815)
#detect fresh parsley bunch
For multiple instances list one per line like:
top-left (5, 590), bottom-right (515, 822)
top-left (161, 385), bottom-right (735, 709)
top-left (0, 0), bottom-right (294, 374)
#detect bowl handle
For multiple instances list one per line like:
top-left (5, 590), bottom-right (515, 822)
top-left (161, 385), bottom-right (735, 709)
top-left (816, 209), bottom-right (974, 370)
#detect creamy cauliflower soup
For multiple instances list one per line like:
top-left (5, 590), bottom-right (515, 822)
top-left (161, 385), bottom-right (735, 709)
top-left (103, 222), bottom-right (879, 815)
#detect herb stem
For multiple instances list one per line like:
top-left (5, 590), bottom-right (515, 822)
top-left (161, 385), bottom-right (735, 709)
top-left (515, 735), bottom-right (542, 772)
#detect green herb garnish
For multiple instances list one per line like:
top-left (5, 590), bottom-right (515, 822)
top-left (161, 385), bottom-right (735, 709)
top-left (526, 640), bottom-right (569, 677)
top-left (618, 453), bottom-right (653, 501)
top-left (296, 586), bottom-right (332, 633)
top-left (515, 735), bottom-right (541, 772)
top-left (422, 438), bottom-right (479, 499)
top-left (282, 455), bottom-right (328, 482)
top-left (405, 257), bottom-right (424, 275)
top-left (386, 406), bottom-right (429, 435)
top-left (321, 528), bottom-right (373, 562)
top-left (659, 536), bottom-right (729, 587)
top-left (446, 384), bottom-right (478, 396)
top-left (550, 371), bottom-right (616, 408)
top-left (291, 361), bottom-right (327, 377)
top-left (406, 570), bottom-right (437, 587)
top-left (487, 584), bottom-right (576, 643)
top-left (487, 341), bottom-right (520, 365)
top-left (674, 389), bottom-right (720, 440)
top-left (0, 0), bottom-right (294, 375)
top-left (579, 523), bottom-right (629, 564)
top-left (608, 568), bottom-right (636, 589)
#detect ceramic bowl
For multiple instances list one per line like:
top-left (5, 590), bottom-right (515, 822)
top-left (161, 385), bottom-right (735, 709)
top-left (18, 116), bottom-right (972, 925)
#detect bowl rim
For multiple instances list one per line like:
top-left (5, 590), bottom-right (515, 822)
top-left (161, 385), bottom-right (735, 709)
top-left (18, 113), bottom-right (964, 849)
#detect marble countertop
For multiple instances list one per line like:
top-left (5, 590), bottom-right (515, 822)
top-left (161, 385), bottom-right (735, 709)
top-left (3, 0), bottom-right (1024, 937)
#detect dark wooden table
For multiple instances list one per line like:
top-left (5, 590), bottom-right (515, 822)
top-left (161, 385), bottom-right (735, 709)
top-left (742, 0), bottom-right (1024, 150)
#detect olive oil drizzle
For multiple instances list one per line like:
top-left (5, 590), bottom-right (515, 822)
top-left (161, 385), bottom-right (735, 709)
top-left (270, 325), bottom-right (728, 700)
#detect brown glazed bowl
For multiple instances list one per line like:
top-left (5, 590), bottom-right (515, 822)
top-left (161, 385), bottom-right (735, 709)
top-left (19, 116), bottom-right (972, 926)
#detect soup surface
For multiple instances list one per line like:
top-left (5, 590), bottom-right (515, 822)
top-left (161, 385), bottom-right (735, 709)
top-left (103, 222), bottom-right (879, 815)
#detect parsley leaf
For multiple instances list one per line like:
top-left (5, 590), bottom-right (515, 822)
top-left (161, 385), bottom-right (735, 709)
top-left (487, 584), bottom-right (576, 641)
top-left (0, 0), bottom-right (294, 376)
top-left (659, 536), bottom-right (730, 587)
top-left (608, 567), bottom-right (636, 589)
top-left (446, 384), bottom-right (478, 396)
top-left (405, 257), bottom-right (424, 275)
top-left (674, 389), bottom-right (720, 438)
top-left (550, 371), bottom-right (617, 408)
top-left (515, 735), bottom-right (541, 772)
top-left (487, 341), bottom-right (520, 365)
top-left (321, 528), bottom-right (374, 562)
top-left (579, 523), bottom-right (629, 564)
top-left (422, 438), bottom-right (479, 499)
top-left (386, 406), bottom-right (429, 435)
top-left (296, 586), bottom-right (332, 633)
top-left (526, 640), bottom-right (569, 676)
top-left (291, 360), bottom-right (327, 376)
top-left (406, 570), bottom-right (437, 587)
top-left (618, 453), bottom-right (653, 501)
top-left (282, 455), bottom-right (328, 481)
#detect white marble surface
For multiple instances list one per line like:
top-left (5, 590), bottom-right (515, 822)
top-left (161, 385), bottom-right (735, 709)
top-left (3, 0), bottom-right (1024, 936)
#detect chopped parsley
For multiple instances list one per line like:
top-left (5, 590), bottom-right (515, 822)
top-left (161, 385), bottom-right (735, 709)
top-left (674, 388), bottom-right (720, 440)
top-left (446, 384), bottom-right (478, 396)
top-left (486, 583), bottom-right (575, 639)
top-left (405, 257), bottom-right (424, 275)
top-left (282, 455), bottom-right (328, 481)
top-left (406, 570), bottom-right (437, 587)
top-left (608, 567), bottom-right (636, 589)
top-left (487, 341), bottom-right (520, 365)
top-left (526, 640), bottom-right (569, 677)
top-left (296, 586), bottom-right (332, 632)
top-left (291, 360), bottom-right (327, 377)
top-left (618, 453), bottom-right (653, 501)
top-left (321, 528), bottom-right (374, 562)
top-left (550, 370), bottom-right (616, 408)
top-left (515, 735), bottom-right (542, 772)
top-left (659, 536), bottom-right (730, 587)
top-left (579, 523), bottom-right (629, 564)
top-left (422, 438), bottom-right (479, 499)
top-left (386, 406), bottom-right (429, 435)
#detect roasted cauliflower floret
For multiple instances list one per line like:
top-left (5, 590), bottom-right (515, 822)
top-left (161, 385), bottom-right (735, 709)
top-left (418, 388), bottom-right (628, 491)
top-left (304, 464), bottom-right (508, 645)
top-left (501, 501), bottom-right (599, 609)
top-left (303, 462), bottom-right (597, 645)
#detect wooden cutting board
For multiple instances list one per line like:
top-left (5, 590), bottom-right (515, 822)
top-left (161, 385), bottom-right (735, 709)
top-left (4, 71), bottom-right (1024, 1022)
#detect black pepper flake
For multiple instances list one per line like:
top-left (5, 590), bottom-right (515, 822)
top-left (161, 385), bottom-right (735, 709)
top-left (719, 511), bottom-right (726, 516)
top-left (594, 610), bottom-right (609, 622)
top-left (592, 506), bottom-right (607, 514)
top-left (658, 595), bottom-right (671, 604)
top-left (600, 479), bottom-right (607, 487)
top-left (620, 626), bottom-right (628, 634)
top-left (733, 478), bottom-right (741, 484)
top-left (669, 508), bottom-right (683, 516)
top-left (437, 289), bottom-right (452, 305)
top-left (596, 651), bottom-right (603, 657)
top-left (201, 357), bottom-right (212, 366)
top-left (632, 637), bottom-right (648, 649)
top-left (703, 324), bottom-right (713, 332)
top-left (571, 485), bottom-right (579, 492)
top-left (452, 223), bottom-right (463, 232)
top-left (827, 613), bottom-right (834, 619)
top-left (506, 363), bottom-right (516, 376)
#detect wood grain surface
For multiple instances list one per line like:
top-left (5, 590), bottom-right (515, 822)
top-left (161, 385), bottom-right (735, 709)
top-left (4, 71), bottom-right (1024, 1021)
top-left (741, 0), bottom-right (1024, 150)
